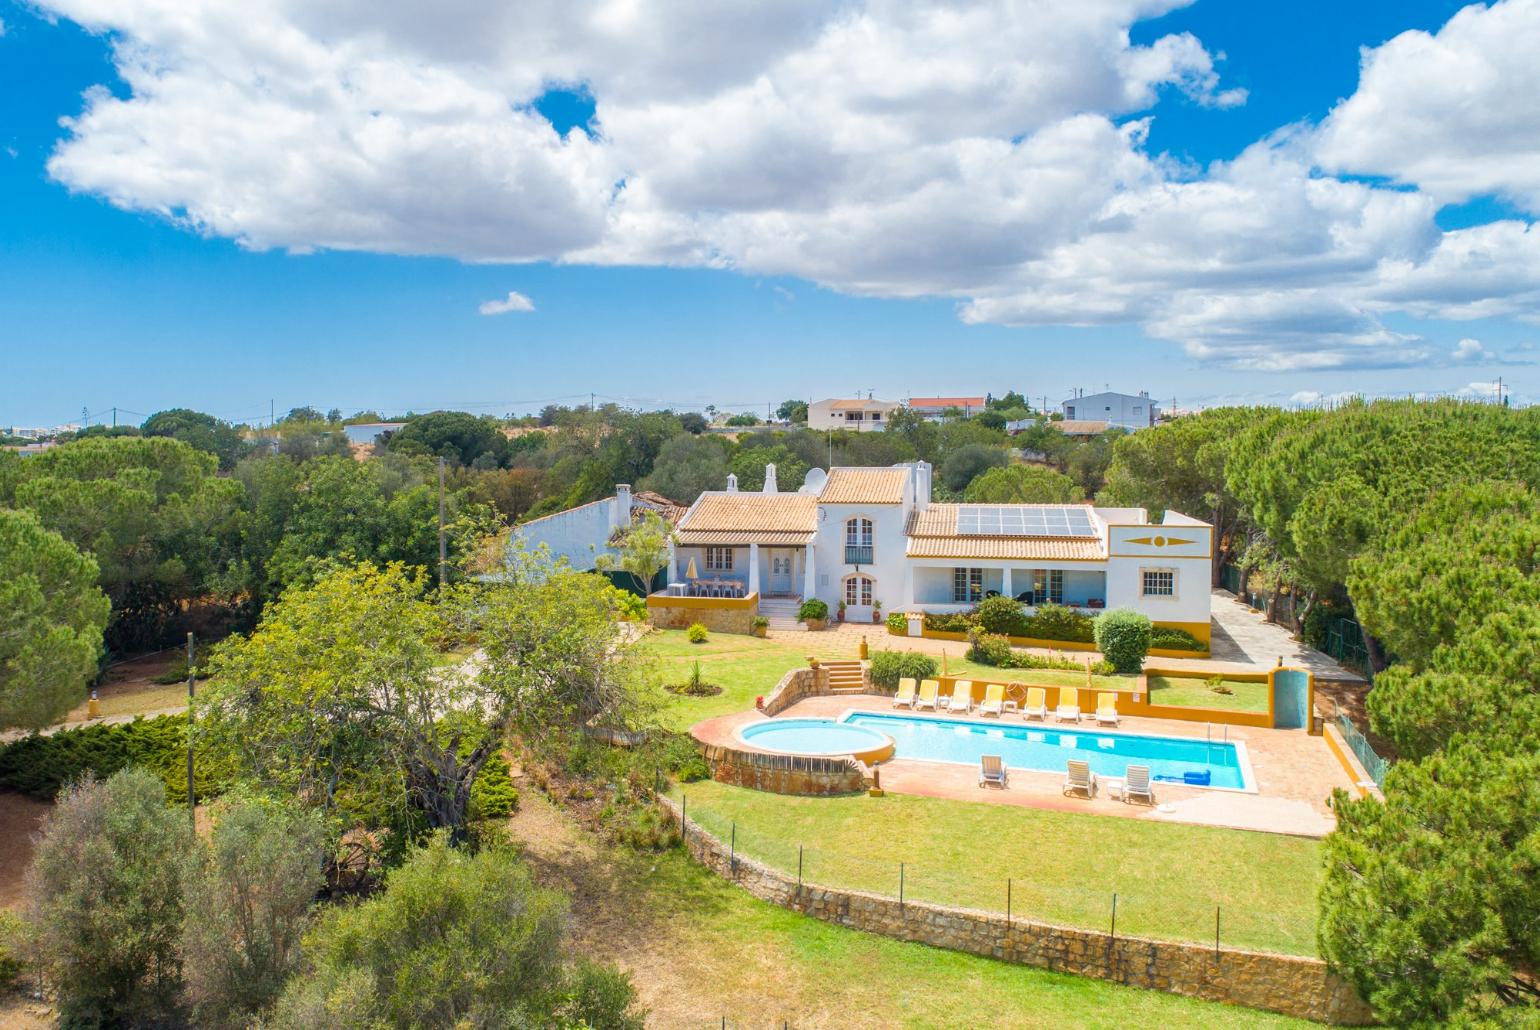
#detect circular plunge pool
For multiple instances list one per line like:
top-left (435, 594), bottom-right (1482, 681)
top-left (737, 718), bottom-right (895, 763)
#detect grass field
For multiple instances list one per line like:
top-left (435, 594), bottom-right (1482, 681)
top-left (669, 780), bottom-right (1322, 956)
top-left (1148, 674), bottom-right (1271, 714)
top-left (640, 630), bottom-right (1133, 729)
top-left (508, 792), bottom-right (1308, 1028)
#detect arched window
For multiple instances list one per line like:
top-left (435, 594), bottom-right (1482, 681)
top-left (844, 517), bottom-right (874, 564)
top-left (844, 575), bottom-right (874, 607)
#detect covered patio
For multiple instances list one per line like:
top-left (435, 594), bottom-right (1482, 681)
top-left (905, 561), bottom-right (1108, 613)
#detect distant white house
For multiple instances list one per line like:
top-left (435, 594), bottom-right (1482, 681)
top-left (807, 397), bottom-right (900, 432)
top-left (1060, 391), bottom-right (1160, 430)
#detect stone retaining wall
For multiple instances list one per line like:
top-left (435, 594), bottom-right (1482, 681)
top-left (659, 797), bottom-right (1373, 1025)
top-left (697, 743), bottom-right (869, 795)
top-left (761, 666), bottom-right (824, 716)
top-left (647, 601), bottom-right (755, 635)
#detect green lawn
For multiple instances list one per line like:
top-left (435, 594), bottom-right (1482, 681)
top-left (641, 629), bottom-right (1134, 729)
top-left (511, 794), bottom-right (1306, 1028)
top-left (670, 780), bottom-right (1322, 957)
top-left (1148, 675), bottom-right (1271, 714)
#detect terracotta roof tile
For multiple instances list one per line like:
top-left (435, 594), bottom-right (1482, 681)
top-left (675, 493), bottom-right (817, 546)
top-left (818, 467), bottom-right (908, 504)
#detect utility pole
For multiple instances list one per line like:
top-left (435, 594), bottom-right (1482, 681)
top-left (82, 405), bottom-right (89, 429)
top-left (438, 457), bottom-right (447, 589)
top-left (186, 632), bottom-right (196, 828)
top-left (112, 407), bottom-right (117, 428)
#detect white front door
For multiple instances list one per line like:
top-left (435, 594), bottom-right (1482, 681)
top-left (768, 549), bottom-right (794, 594)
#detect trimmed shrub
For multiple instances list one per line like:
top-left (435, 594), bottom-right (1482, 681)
top-left (1091, 659), bottom-right (1117, 676)
top-left (1024, 602), bottom-right (1095, 643)
top-left (797, 598), bottom-right (829, 622)
top-left (685, 622), bottom-right (709, 643)
top-left (975, 595), bottom-right (1031, 636)
top-left (922, 611), bottom-right (975, 633)
top-left (867, 650), bottom-right (938, 690)
top-left (1149, 626), bottom-right (1206, 652)
top-left (1095, 608), bottom-right (1152, 674)
top-left (966, 632), bottom-right (1018, 668)
top-left (0, 714), bottom-right (225, 803)
top-left (886, 611), bottom-right (908, 634)
top-left (469, 752), bottom-right (519, 820)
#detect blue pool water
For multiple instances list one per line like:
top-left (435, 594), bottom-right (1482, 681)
top-left (843, 712), bottom-right (1252, 791)
top-left (739, 718), bottom-right (893, 756)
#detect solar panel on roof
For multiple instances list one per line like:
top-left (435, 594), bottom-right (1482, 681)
top-left (954, 505), bottom-right (1097, 537)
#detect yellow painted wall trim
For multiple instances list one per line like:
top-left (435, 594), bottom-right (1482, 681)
top-left (646, 592), bottom-right (759, 611)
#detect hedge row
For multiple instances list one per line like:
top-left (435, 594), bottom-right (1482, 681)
top-left (924, 598), bottom-right (1096, 643)
top-left (966, 632), bottom-right (1116, 675)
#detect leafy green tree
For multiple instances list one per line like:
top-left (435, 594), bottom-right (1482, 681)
top-left (0, 509), bottom-right (111, 729)
top-left (388, 411), bottom-right (510, 467)
top-left (963, 465), bottom-right (1084, 503)
top-left (776, 399), bottom-right (809, 423)
top-left (202, 563), bottom-right (486, 846)
top-left (142, 408), bottom-right (248, 470)
top-left (281, 406), bottom-right (327, 424)
top-left (642, 434), bottom-right (729, 503)
top-left (679, 411), bottom-right (708, 434)
top-left (595, 510), bottom-right (675, 595)
top-left (3, 436), bottom-right (243, 650)
top-left (26, 767), bottom-right (186, 1025)
top-left (729, 443), bottom-right (809, 492)
top-left (1349, 482), bottom-right (1540, 670)
top-left (725, 412), bottom-right (759, 426)
top-left (181, 797), bottom-right (328, 1028)
top-left (273, 835), bottom-right (644, 1029)
top-left (1319, 739), bottom-right (1540, 1025)
top-left (938, 443), bottom-right (1007, 493)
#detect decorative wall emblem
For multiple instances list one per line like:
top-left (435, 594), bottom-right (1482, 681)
top-left (1126, 535), bottom-right (1194, 548)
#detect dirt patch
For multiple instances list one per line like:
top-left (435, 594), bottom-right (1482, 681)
top-left (0, 794), bottom-right (49, 910)
top-left (61, 652), bottom-right (189, 725)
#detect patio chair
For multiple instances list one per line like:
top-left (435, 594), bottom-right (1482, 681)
top-left (978, 754), bottom-right (1008, 789)
top-left (1055, 687), bottom-right (1082, 723)
top-left (915, 679), bottom-right (941, 710)
top-left (1119, 764), bottom-right (1154, 805)
top-left (946, 681), bottom-right (973, 713)
top-left (1095, 692), bottom-right (1119, 726)
top-left (1063, 759), bottom-right (1097, 799)
top-left (892, 678), bottom-right (918, 708)
top-left (1022, 687), bottom-right (1048, 721)
top-left (978, 683), bottom-right (1005, 717)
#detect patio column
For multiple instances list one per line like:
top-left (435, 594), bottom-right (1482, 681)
top-left (748, 542), bottom-right (760, 596)
top-left (1002, 566), bottom-right (1012, 599)
top-left (803, 545), bottom-right (816, 599)
top-left (666, 542), bottom-right (677, 586)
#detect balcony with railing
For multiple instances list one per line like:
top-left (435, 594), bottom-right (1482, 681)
top-left (844, 545), bottom-right (874, 565)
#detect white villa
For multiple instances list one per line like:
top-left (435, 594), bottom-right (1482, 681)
top-left (807, 397), bottom-right (900, 432)
top-left (520, 461), bottom-right (1212, 642)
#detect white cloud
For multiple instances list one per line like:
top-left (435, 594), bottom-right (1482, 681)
top-left (478, 290), bottom-right (535, 315)
top-left (1451, 337), bottom-right (1490, 362)
top-left (772, 285), bottom-right (795, 304)
top-left (29, 0), bottom-right (1540, 372)
top-left (1314, 0), bottom-right (1540, 213)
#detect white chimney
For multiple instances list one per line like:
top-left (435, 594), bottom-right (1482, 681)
top-left (762, 463), bottom-right (778, 494)
top-left (726, 473), bottom-right (739, 493)
top-left (612, 484), bottom-right (632, 529)
top-left (914, 462), bottom-right (932, 511)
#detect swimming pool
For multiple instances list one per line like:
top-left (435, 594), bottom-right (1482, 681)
top-left (843, 711), bottom-right (1254, 791)
top-left (738, 718), bottom-right (895, 763)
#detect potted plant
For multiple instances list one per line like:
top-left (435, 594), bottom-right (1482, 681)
top-left (872, 599), bottom-right (883, 624)
top-left (755, 694), bottom-right (766, 710)
top-left (797, 598), bottom-right (829, 631)
top-left (837, 600), bottom-right (847, 623)
top-left (751, 615), bottom-right (770, 638)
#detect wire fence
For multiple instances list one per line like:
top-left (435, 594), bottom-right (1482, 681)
top-left (670, 789), bottom-right (1319, 958)
top-left (1332, 711), bottom-right (1391, 788)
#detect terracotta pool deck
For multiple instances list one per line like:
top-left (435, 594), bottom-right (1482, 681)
top-left (693, 694), bottom-right (1353, 838)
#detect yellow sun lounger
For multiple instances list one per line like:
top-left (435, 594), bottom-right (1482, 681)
top-left (1095, 691), bottom-right (1120, 726)
top-left (915, 679), bottom-right (941, 710)
top-left (946, 681), bottom-right (973, 712)
top-left (978, 683), bottom-right (1005, 716)
top-left (1055, 687), bottom-right (1082, 723)
top-left (1022, 687), bottom-right (1048, 721)
top-left (892, 678), bottom-right (918, 708)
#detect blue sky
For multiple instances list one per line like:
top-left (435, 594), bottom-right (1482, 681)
top-left (2, 0), bottom-right (1535, 427)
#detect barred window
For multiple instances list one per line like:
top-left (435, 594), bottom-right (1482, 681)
top-left (705, 547), bottom-right (734, 571)
top-left (1142, 569), bottom-right (1175, 597)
